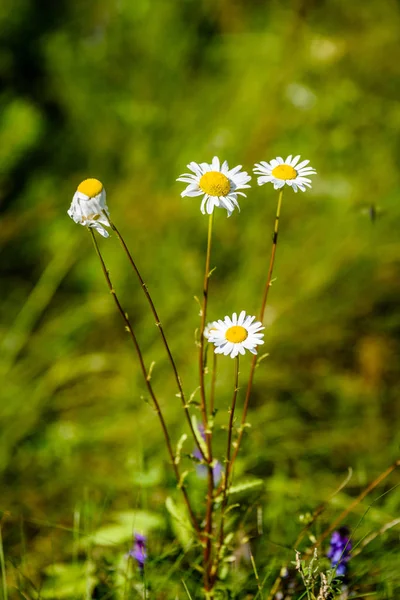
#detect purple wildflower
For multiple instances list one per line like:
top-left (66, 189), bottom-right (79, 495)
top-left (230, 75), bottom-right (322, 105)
top-left (192, 424), bottom-right (222, 485)
top-left (327, 527), bottom-right (351, 577)
top-left (127, 532), bottom-right (147, 572)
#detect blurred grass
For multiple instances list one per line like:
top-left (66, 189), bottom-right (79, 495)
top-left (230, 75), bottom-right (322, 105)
top-left (0, 0), bottom-right (400, 597)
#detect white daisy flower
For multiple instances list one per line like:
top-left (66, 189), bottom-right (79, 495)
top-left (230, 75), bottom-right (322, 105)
top-left (177, 156), bottom-right (251, 217)
top-left (68, 178), bottom-right (111, 237)
top-left (203, 322), bottom-right (217, 340)
top-left (208, 311), bottom-right (264, 358)
top-left (254, 155), bottom-right (316, 192)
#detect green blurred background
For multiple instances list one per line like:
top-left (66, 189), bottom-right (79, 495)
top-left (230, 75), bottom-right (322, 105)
top-left (1, 0), bottom-right (399, 596)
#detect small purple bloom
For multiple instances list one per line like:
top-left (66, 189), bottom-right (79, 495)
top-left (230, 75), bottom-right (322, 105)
top-left (327, 527), bottom-right (351, 577)
top-left (192, 424), bottom-right (222, 485)
top-left (127, 532), bottom-right (147, 572)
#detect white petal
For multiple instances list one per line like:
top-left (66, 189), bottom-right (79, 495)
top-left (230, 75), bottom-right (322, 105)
top-left (211, 156), bottom-right (220, 171)
top-left (228, 164), bottom-right (243, 176)
top-left (188, 162), bottom-right (203, 175)
top-left (274, 179), bottom-right (285, 189)
top-left (296, 177), bottom-right (312, 183)
top-left (206, 198), bottom-right (215, 214)
top-left (177, 175), bottom-right (199, 183)
top-left (228, 194), bottom-right (240, 210)
top-left (200, 196), bottom-right (207, 214)
top-left (295, 159), bottom-right (310, 170)
top-left (244, 315), bottom-right (255, 327)
top-left (92, 223), bottom-right (110, 238)
top-left (232, 171), bottom-right (250, 182)
top-left (224, 343), bottom-right (234, 356)
top-left (257, 176), bottom-right (272, 186)
top-left (221, 160), bottom-right (229, 173)
top-left (219, 196), bottom-right (234, 212)
top-left (297, 169), bottom-right (316, 177)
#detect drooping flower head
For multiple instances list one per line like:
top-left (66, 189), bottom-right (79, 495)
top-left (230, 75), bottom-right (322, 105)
top-left (327, 527), bottom-right (351, 577)
top-left (192, 423), bottom-right (222, 484)
top-left (254, 155), bottom-right (316, 192)
top-left (127, 532), bottom-right (147, 572)
top-left (68, 178), bottom-right (111, 237)
top-left (177, 156), bottom-right (251, 217)
top-left (208, 311), bottom-right (264, 358)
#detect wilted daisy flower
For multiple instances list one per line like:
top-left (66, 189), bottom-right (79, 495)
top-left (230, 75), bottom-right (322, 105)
top-left (68, 178), bottom-right (111, 237)
top-left (177, 156), bottom-right (251, 216)
top-left (208, 311), bottom-right (264, 358)
top-left (254, 155), bottom-right (316, 192)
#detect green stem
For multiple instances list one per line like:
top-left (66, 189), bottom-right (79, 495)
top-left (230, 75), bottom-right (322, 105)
top-left (199, 213), bottom-right (215, 592)
top-left (209, 351), bottom-right (217, 418)
top-left (89, 229), bottom-right (200, 534)
top-left (211, 356), bottom-right (240, 585)
top-left (226, 189), bottom-right (284, 483)
top-left (199, 212), bottom-right (214, 426)
top-left (104, 216), bottom-right (207, 462)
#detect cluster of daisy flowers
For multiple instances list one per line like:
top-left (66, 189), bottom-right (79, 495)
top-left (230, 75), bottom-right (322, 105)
top-left (176, 154), bottom-right (316, 358)
top-left (177, 154), bottom-right (316, 217)
top-left (68, 154), bottom-right (316, 359)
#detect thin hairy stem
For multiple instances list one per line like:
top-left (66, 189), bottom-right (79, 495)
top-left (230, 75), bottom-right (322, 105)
top-left (104, 215), bottom-right (207, 462)
top-left (199, 213), bottom-right (215, 591)
top-left (228, 189), bottom-right (283, 479)
top-left (203, 464), bottom-right (215, 592)
top-left (199, 212), bottom-right (214, 426)
top-left (89, 229), bottom-right (200, 534)
top-left (209, 351), bottom-right (217, 417)
top-left (250, 553), bottom-right (263, 597)
top-left (211, 356), bottom-right (240, 585)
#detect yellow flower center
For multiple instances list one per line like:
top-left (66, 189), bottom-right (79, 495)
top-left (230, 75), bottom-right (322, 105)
top-left (225, 325), bottom-right (248, 343)
top-left (77, 178), bottom-right (103, 198)
top-left (199, 171), bottom-right (230, 196)
top-left (271, 164), bottom-right (297, 180)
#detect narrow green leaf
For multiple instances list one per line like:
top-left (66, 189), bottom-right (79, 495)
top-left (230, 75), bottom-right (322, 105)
top-left (175, 433), bottom-right (188, 465)
top-left (191, 415), bottom-right (208, 460)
